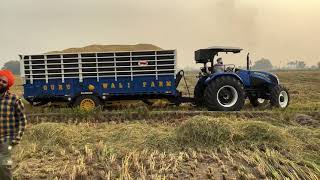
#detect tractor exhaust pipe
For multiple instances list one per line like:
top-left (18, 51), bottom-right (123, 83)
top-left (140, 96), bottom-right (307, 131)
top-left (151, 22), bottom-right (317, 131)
top-left (247, 53), bottom-right (250, 70)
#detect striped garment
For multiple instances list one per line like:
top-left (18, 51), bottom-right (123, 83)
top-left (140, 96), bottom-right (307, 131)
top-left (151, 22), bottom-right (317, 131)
top-left (0, 91), bottom-right (27, 145)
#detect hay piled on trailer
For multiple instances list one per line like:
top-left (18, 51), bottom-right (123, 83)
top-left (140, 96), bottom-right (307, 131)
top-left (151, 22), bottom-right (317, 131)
top-left (47, 44), bottom-right (162, 54)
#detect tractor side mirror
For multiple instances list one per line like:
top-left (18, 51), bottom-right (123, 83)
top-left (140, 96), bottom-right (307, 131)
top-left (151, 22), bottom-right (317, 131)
top-left (247, 53), bottom-right (250, 70)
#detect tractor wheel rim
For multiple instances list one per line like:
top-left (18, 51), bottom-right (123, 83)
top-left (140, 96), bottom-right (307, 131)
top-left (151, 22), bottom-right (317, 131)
top-left (80, 99), bottom-right (95, 111)
top-left (257, 98), bottom-right (265, 104)
top-left (217, 85), bottom-right (238, 108)
top-left (278, 91), bottom-right (288, 108)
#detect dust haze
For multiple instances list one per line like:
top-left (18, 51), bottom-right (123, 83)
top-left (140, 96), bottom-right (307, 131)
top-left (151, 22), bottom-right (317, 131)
top-left (0, 0), bottom-right (319, 69)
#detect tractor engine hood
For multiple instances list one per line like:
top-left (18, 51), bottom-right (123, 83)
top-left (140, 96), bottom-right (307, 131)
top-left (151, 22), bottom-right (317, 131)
top-left (251, 71), bottom-right (279, 85)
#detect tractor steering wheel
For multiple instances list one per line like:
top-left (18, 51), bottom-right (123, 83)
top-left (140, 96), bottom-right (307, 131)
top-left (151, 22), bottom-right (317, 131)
top-left (225, 67), bottom-right (234, 72)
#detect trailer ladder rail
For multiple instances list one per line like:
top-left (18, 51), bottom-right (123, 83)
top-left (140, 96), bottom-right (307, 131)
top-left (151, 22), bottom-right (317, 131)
top-left (21, 50), bottom-right (177, 84)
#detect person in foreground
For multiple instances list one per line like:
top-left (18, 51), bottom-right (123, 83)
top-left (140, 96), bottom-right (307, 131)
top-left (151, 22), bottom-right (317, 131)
top-left (0, 70), bottom-right (27, 179)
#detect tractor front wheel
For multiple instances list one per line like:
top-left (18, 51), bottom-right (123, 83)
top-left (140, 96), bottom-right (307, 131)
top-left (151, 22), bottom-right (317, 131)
top-left (270, 85), bottom-right (290, 109)
top-left (204, 76), bottom-right (245, 111)
top-left (73, 95), bottom-right (102, 111)
top-left (249, 97), bottom-right (268, 107)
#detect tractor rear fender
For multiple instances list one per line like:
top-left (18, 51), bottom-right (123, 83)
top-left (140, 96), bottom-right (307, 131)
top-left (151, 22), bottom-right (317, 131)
top-left (204, 73), bottom-right (244, 86)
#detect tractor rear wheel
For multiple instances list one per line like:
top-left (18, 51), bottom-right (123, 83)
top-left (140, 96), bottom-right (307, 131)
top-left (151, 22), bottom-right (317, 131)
top-left (270, 85), bottom-right (290, 108)
top-left (194, 78), bottom-right (206, 106)
top-left (204, 76), bottom-right (245, 111)
top-left (73, 95), bottom-right (102, 111)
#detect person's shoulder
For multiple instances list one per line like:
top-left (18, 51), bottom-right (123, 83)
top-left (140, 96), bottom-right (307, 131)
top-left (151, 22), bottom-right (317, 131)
top-left (6, 91), bottom-right (22, 101)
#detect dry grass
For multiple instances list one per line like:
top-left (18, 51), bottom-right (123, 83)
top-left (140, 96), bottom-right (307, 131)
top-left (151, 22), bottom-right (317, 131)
top-left (274, 71), bottom-right (320, 111)
top-left (12, 114), bottom-right (320, 179)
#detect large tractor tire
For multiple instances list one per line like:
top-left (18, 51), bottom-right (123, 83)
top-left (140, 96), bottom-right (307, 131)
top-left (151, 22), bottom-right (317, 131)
top-left (204, 76), bottom-right (245, 111)
top-left (270, 85), bottom-right (290, 109)
top-left (194, 78), bottom-right (206, 106)
top-left (73, 95), bottom-right (102, 111)
top-left (249, 97), bottom-right (268, 107)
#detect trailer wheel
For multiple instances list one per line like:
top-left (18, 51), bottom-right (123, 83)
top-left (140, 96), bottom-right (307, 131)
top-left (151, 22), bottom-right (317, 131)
top-left (73, 95), bottom-right (102, 111)
top-left (168, 97), bottom-right (182, 106)
top-left (142, 99), bottom-right (154, 106)
top-left (26, 97), bottom-right (49, 106)
top-left (204, 76), bottom-right (245, 111)
top-left (194, 77), bottom-right (206, 106)
top-left (270, 85), bottom-right (290, 109)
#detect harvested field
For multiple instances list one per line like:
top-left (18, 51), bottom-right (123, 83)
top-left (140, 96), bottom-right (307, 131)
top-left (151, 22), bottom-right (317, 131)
top-left (9, 70), bottom-right (320, 179)
top-left (12, 114), bottom-right (320, 179)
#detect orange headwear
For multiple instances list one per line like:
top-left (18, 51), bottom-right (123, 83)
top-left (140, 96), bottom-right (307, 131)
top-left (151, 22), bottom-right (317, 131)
top-left (0, 70), bottom-right (15, 89)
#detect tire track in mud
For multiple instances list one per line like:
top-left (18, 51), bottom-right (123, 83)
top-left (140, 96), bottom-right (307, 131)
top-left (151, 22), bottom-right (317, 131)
top-left (25, 110), bottom-right (320, 124)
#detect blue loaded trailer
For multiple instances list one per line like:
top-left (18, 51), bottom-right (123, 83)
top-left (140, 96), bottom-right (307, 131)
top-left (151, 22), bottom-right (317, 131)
top-left (20, 50), bottom-right (184, 110)
top-left (20, 46), bottom-right (290, 111)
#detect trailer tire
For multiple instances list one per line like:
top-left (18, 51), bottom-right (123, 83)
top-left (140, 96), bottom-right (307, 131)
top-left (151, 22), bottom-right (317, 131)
top-left (270, 85), bottom-right (290, 109)
top-left (204, 76), bottom-right (245, 111)
top-left (168, 97), bottom-right (182, 106)
top-left (142, 99), bottom-right (154, 106)
top-left (31, 101), bottom-right (49, 106)
top-left (73, 95), bottom-right (102, 111)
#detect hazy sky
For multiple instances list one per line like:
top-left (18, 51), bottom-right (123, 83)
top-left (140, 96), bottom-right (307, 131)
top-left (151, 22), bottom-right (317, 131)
top-left (1, 0), bottom-right (319, 69)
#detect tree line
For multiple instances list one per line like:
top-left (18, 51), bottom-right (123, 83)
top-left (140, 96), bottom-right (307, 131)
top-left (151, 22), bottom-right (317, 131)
top-left (251, 59), bottom-right (319, 71)
top-left (1, 61), bottom-right (20, 74)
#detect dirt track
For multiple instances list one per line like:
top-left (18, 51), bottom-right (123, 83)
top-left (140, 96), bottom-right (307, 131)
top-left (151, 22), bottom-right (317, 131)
top-left (25, 110), bottom-right (320, 124)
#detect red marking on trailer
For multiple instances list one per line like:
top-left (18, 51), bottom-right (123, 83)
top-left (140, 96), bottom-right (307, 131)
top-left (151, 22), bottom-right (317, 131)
top-left (138, 60), bottom-right (148, 66)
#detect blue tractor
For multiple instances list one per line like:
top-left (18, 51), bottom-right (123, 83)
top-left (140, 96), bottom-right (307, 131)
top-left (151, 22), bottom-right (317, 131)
top-left (193, 46), bottom-right (290, 111)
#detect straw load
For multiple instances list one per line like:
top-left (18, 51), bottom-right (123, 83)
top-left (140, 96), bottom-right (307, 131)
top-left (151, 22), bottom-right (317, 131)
top-left (47, 43), bottom-right (163, 54)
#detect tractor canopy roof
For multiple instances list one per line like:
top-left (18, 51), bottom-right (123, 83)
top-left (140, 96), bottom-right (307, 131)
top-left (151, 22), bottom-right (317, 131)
top-left (195, 46), bottom-right (243, 63)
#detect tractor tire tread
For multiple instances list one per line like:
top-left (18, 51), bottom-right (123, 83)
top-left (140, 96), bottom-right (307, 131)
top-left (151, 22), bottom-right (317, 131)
top-left (270, 84), bottom-right (290, 108)
top-left (204, 76), bottom-right (245, 111)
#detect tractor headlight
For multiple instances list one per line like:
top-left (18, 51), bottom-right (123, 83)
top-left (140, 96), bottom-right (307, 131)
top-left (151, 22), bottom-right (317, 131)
top-left (268, 74), bottom-right (279, 85)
